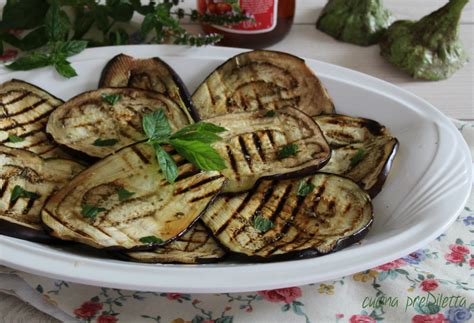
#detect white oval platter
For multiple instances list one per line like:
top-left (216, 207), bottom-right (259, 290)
top-left (0, 45), bottom-right (471, 293)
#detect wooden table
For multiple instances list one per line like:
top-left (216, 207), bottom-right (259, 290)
top-left (1, 1), bottom-right (473, 321)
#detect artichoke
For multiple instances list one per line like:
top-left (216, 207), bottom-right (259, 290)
top-left (380, 0), bottom-right (469, 81)
top-left (316, 0), bottom-right (394, 46)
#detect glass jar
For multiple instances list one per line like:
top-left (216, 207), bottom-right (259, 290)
top-left (197, 0), bottom-right (295, 48)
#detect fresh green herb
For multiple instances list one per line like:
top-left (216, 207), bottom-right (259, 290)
top-left (10, 185), bottom-right (40, 203)
top-left (1, 1), bottom-right (249, 76)
top-left (139, 235), bottom-right (164, 244)
top-left (154, 143), bottom-right (179, 183)
top-left (142, 111), bottom-right (227, 183)
top-left (93, 138), bottom-right (119, 147)
top-left (101, 93), bottom-right (122, 105)
top-left (277, 144), bottom-right (299, 159)
top-left (297, 181), bottom-right (315, 197)
top-left (252, 215), bottom-right (274, 233)
top-left (143, 110), bottom-right (172, 142)
top-left (265, 110), bottom-right (276, 117)
top-left (118, 188), bottom-right (135, 201)
top-left (7, 134), bottom-right (24, 143)
top-left (81, 204), bottom-right (106, 219)
top-left (350, 148), bottom-right (365, 166)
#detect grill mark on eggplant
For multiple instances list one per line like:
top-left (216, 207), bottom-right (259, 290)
top-left (0, 128), bottom-right (45, 144)
top-left (1, 91), bottom-right (30, 107)
top-left (226, 145), bottom-right (239, 175)
top-left (0, 110), bottom-right (51, 131)
top-left (175, 175), bottom-right (223, 194)
top-left (205, 83), bottom-right (216, 105)
top-left (190, 189), bottom-right (222, 202)
top-left (175, 168), bottom-right (201, 182)
top-left (23, 198), bottom-right (36, 215)
top-left (130, 146), bottom-right (151, 164)
top-left (237, 136), bottom-right (252, 170)
top-left (265, 129), bottom-right (275, 146)
top-left (4, 97), bottom-right (48, 118)
top-left (214, 191), bottom-right (253, 236)
top-left (0, 180), bottom-right (8, 199)
top-left (251, 132), bottom-right (266, 162)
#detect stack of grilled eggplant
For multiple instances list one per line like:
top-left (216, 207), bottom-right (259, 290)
top-left (0, 50), bottom-right (398, 263)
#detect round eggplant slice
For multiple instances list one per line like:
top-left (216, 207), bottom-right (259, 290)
top-left (207, 107), bottom-right (331, 193)
top-left (47, 88), bottom-right (192, 158)
top-left (202, 174), bottom-right (373, 260)
top-left (41, 143), bottom-right (225, 250)
top-left (192, 50), bottom-right (335, 119)
top-left (124, 222), bottom-right (226, 264)
top-left (0, 146), bottom-right (84, 241)
top-left (99, 54), bottom-right (198, 122)
top-left (314, 114), bottom-right (391, 147)
top-left (315, 114), bottom-right (399, 197)
top-left (320, 136), bottom-right (399, 197)
top-left (0, 79), bottom-right (70, 159)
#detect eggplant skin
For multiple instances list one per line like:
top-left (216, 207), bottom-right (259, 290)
top-left (202, 173), bottom-right (373, 260)
top-left (0, 146), bottom-right (84, 241)
top-left (0, 79), bottom-right (70, 159)
top-left (124, 222), bottom-right (226, 264)
top-left (99, 54), bottom-right (198, 122)
top-left (315, 114), bottom-right (399, 197)
top-left (208, 107), bottom-right (331, 193)
top-left (192, 50), bottom-right (335, 119)
top-left (47, 88), bottom-right (192, 158)
top-left (41, 143), bottom-right (226, 250)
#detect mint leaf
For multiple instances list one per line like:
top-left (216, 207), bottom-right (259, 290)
top-left (118, 188), bottom-right (135, 201)
top-left (7, 134), bottom-right (24, 143)
top-left (297, 181), bottom-right (315, 197)
top-left (154, 144), bottom-right (178, 183)
top-left (350, 148), bottom-right (365, 166)
top-left (101, 93), bottom-right (122, 105)
top-left (81, 204), bottom-right (106, 219)
top-left (6, 53), bottom-right (51, 71)
top-left (172, 131), bottom-right (223, 144)
top-left (140, 13), bottom-right (156, 38)
top-left (54, 60), bottom-right (77, 78)
top-left (57, 40), bottom-right (88, 57)
top-left (10, 185), bottom-right (40, 203)
top-left (172, 122), bottom-right (227, 138)
top-left (93, 138), bottom-right (118, 147)
top-left (252, 215), bottom-right (274, 233)
top-left (170, 139), bottom-right (226, 171)
top-left (139, 236), bottom-right (163, 244)
top-left (277, 144), bottom-right (299, 159)
top-left (45, 4), bottom-right (71, 42)
top-left (142, 110), bottom-right (172, 142)
top-left (265, 110), bottom-right (276, 117)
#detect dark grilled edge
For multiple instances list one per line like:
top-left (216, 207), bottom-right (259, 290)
top-left (98, 54), bottom-right (201, 123)
top-left (222, 204), bottom-right (374, 263)
top-left (0, 218), bottom-right (56, 243)
top-left (365, 138), bottom-right (399, 198)
top-left (4, 79), bottom-right (64, 103)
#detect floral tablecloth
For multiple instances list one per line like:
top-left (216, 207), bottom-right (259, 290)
top-left (0, 121), bottom-right (473, 323)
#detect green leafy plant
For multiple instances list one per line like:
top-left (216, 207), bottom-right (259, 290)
top-left (317, 0), bottom-right (394, 46)
top-left (0, 0), bottom-right (249, 77)
top-left (379, 0), bottom-right (469, 80)
top-left (142, 110), bottom-right (227, 183)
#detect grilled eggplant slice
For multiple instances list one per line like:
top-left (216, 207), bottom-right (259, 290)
top-left (47, 88), bottom-right (192, 158)
top-left (315, 115), bottom-right (399, 197)
top-left (41, 143), bottom-right (225, 250)
top-left (192, 50), bottom-right (335, 119)
top-left (0, 146), bottom-right (84, 241)
top-left (125, 222), bottom-right (226, 264)
top-left (208, 107), bottom-right (331, 193)
top-left (202, 174), bottom-right (373, 260)
top-left (0, 79), bottom-right (69, 159)
top-left (99, 54), bottom-right (197, 122)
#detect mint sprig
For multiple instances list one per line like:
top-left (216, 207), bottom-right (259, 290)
top-left (142, 110), bottom-right (227, 184)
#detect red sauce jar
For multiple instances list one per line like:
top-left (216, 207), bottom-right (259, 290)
top-left (197, 0), bottom-right (295, 48)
